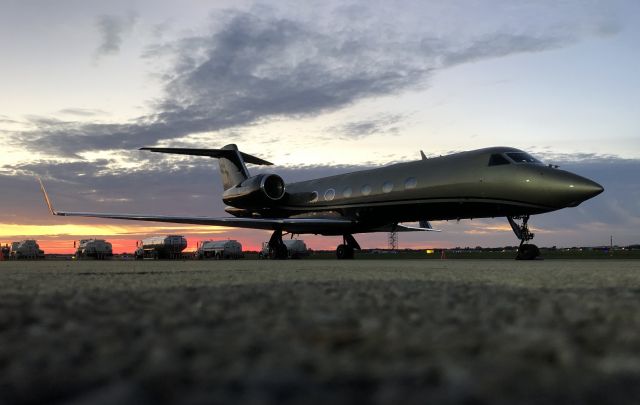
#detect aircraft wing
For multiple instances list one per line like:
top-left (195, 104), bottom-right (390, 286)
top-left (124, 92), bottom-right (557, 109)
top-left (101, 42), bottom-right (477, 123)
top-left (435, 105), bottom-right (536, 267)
top-left (38, 179), bottom-right (440, 234)
top-left (38, 178), bottom-right (354, 233)
top-left (50, 211), bottom-right (355, 232)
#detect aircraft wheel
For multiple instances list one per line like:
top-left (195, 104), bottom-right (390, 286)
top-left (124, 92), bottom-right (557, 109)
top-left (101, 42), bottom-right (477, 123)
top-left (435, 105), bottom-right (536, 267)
top-left (516, 244), bottom-right (540, 260)
top-left (270, 245), bottom-right (288, 260)
top-left (336, 244), bottom-right (354, 259)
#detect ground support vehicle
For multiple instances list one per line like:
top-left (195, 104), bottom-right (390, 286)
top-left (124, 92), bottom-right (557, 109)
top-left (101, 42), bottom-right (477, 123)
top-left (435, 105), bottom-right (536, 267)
top-left (75, 239), bottom-right (113, 260)
top-left (259, 239), bottom-right (308, 259)
top-left (135, 235), bottom-right (187, 260)
top-left (10, 240), bottom-right (45, 259)
top-left (196, 240), bottom-right (243, 259)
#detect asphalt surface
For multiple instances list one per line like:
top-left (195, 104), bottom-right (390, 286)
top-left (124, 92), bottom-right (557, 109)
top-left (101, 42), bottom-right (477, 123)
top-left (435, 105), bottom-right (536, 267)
top-left (2, 259), bottom-right (640, 404)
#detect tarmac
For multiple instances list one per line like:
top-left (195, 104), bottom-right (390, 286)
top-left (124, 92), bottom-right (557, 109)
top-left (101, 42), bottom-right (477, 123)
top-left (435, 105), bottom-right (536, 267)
top-left (2, 259), bottom-right (640, 404)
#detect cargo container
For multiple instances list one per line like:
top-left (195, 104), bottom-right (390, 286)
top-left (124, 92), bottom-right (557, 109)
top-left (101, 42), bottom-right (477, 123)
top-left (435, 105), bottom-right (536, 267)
top-left (259, 239), bottom-right (308, 259)
top-left (196, 240), bottom-right (243, 259)
top-left (135, 235), bottom-right (187, 259)
top-left (10, 240), bottom-right (45, 259)
top-left (75, 239), bottom-right (113, 260)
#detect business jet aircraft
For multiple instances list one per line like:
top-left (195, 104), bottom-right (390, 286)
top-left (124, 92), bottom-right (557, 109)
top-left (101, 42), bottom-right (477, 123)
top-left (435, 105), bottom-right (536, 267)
top-left (39, 144), bottom-right (603, 260)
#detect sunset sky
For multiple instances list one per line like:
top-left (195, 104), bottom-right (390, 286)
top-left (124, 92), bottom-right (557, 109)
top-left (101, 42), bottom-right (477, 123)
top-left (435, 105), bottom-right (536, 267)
top-left (1, 0), bottom-right (639, 253)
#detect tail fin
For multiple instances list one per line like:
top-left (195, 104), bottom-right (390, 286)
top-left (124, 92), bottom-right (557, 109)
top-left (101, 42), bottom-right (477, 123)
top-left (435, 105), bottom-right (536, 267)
top-left (140, 144), bottom-right (273, 190)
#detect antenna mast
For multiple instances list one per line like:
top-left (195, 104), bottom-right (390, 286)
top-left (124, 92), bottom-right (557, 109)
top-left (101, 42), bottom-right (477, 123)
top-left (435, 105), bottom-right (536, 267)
top-left (388, 231), bottom-right (398, 251)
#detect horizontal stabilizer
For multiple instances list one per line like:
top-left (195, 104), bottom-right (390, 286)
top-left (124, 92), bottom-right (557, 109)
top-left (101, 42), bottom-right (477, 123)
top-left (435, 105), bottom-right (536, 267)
top-left (371, 223), bottom-right (441, 232)
top-left (139, 147), bottom-right (273, 166)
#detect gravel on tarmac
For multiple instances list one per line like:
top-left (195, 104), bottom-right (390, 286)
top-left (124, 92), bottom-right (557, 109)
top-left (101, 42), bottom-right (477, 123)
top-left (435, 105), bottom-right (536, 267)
top-left (1, 259), bottom-right (640, 404)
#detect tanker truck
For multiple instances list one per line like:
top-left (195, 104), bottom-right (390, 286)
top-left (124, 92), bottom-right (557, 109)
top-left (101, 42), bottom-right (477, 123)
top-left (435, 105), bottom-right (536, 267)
top-left (74, 239), bottom-right (113, 260)
top-left (196, 240), bottom-right (243, 259)
top-left (10, 240), bottom-right (45, 259)
top-left (259, 239), bottom-right (308, 259)
top-left (135, 235), bottom-right (187, 260)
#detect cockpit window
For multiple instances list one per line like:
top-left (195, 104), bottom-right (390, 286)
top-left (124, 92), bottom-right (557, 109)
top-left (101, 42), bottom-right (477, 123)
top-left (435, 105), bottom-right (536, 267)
top-left (506, 152), bottom-right (542, 164)
top-left (488, 154), bottom-right (510, 166)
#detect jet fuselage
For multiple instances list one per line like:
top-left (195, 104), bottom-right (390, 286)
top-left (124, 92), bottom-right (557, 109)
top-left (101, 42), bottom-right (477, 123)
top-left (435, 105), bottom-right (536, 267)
top-left (249, 147), bottom-right (603, 233)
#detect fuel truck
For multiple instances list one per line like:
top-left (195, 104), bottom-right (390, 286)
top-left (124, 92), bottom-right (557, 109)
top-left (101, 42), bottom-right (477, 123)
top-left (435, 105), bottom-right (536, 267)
top-left (10, 240), bottom-right (45, 259)
top-left (196, 240), bottom-right (243, 259)
top-left (74, 239), bottom-right (113, 260)
top-left (135, 235), bottom-right (187, 260)
top-left (259, 239), bottom-right (308, 259)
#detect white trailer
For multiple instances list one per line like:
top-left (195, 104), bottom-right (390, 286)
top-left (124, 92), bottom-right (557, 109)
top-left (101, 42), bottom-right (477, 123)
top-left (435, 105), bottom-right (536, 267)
top-left (10, 240), bottom-right (45, 259)
top-left (260, 239), bottom-right (308, 259)
top-left (196, 240), bottom-right (243, 259)
top-left (75, 239), bottom-right (113, 260)
top-left (135, 235), bottom-right (187, 259)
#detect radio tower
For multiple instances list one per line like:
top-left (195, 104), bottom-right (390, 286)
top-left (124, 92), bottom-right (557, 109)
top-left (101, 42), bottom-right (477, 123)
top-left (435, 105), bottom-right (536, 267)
top-left (388, 231), bottom-right (398, 251)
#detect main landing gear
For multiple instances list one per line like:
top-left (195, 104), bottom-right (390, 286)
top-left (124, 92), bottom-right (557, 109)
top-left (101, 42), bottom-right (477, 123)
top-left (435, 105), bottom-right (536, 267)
top-left (507, 215), bottom-right (541, 260)
top-left (336, 234), bottom-right (361, 259)
top-left (267, 230), bottom-right (361, 260)
top-left (267, 230), bottom-right (288, 259)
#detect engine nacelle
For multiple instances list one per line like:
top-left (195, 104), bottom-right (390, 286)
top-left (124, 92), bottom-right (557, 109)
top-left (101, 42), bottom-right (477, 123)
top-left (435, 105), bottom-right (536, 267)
top-left (222, 174), bottom-right (286, 208)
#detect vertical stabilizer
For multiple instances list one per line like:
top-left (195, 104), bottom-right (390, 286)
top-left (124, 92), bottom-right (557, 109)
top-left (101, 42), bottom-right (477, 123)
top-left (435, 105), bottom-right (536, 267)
top-left (217, 144), bottom-right (249, 190)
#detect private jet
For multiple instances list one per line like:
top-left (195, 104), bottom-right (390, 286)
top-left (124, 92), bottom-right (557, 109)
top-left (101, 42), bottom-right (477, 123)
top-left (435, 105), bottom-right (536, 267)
top-left (39, 145), bottom-right (603, 260)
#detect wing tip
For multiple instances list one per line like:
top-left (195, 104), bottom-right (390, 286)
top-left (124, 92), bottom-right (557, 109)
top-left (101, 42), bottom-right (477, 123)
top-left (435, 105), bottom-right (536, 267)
top-left (37, 177), bottom-right (57, 215)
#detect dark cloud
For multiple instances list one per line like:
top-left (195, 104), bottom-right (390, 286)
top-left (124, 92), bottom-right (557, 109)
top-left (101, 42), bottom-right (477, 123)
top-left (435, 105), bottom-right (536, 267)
top-left (440, 33), bottom-right (569, 67)
top-left (15, 4), bottom-right (607, 157)
top-left (2, 156), bottom-right (361, 225)
top-left (328, 114), bottom-right (406, 139)
top-left (58, 108), bottom-right (109, 117)
top-left (94, 12), bottom-right (138, 58)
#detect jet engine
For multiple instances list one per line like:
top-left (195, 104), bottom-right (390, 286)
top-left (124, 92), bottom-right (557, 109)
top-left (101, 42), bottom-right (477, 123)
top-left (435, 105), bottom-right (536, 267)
top-left (222, 174), bottom-right (286, 208)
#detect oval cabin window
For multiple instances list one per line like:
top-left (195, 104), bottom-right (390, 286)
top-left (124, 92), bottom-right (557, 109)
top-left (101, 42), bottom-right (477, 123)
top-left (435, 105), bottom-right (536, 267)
top-left (324, 189), bottom-right (335, 201)
top-left (405, 177), bottom-right (417, 189)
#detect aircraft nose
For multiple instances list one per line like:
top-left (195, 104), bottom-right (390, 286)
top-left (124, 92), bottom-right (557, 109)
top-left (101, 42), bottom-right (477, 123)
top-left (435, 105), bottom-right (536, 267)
top-left (564, 175), bottom-right (604, 206)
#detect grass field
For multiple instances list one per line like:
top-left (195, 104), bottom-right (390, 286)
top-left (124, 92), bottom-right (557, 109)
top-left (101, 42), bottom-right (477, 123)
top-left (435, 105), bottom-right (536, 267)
top-left (2, 260), bottom-right (640, 404)
top-left (247, 248), bottom-right (640, 260)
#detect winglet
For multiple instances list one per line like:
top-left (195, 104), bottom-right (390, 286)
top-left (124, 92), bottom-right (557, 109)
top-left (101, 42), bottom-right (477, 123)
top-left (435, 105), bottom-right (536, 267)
top-left (420, 150), bottom-right (427, 160)
top-left (37, 178), bottom-right (57, 215)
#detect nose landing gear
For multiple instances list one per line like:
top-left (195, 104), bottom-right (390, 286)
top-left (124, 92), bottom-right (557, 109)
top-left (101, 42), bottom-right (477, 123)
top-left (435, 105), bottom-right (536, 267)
top-left (507, 216), bottom-right (541, 260)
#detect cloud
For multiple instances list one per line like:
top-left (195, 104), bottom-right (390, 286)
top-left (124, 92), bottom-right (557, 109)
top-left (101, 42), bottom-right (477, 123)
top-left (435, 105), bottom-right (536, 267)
top-left (94, 12), bottom-right (138, 59)
top-left (58, 108), bottom-right (109, 117)
top-left (327, 113), bottom-right (406, 139)
top-left (13, 2), bottom-right (618, 158)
